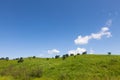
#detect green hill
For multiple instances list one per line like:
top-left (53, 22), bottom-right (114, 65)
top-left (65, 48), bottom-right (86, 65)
top-left (0, 55), bottom-right (120, 80)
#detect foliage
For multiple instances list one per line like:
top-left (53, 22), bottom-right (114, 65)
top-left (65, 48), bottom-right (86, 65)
top-left (82, 51), bottom-right (87, 55)
top-left (55, 55), bottom-right (60, 59)
top-left (18, 57), bottom-right (24, 63)
top-left (108, 52), bottom-right (111, 55)
top-left (70, 54), bottom-right (74, 56)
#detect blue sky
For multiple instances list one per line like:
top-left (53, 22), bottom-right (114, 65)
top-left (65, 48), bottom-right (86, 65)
top-left (0, 0), bottom-right (120, 58)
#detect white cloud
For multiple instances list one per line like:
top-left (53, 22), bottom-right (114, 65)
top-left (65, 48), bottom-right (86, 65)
top-left (74, 20), bottom-right (112, 45)
top-left (101, 27), bottom-right (109, 31)
top-left (91, 27), bottom-right (112, 39)
top-left (68, 48), bottom-right (86, 55)
top-left (74, 36), bottom-right (91, 45)
top-left (48, 49), bottom-right (60, 54)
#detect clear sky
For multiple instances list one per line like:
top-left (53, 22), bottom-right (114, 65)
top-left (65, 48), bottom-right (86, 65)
top-left (0, 0), bottom-right (120, 58)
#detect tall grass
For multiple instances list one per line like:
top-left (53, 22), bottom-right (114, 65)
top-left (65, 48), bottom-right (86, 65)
top-left (0, 55), bottom-right (120, 80)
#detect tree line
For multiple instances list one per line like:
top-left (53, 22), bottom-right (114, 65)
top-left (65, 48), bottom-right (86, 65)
top-left (0, 52), bottom-right (111, 62)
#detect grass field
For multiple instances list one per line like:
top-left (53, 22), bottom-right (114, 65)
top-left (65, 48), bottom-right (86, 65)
top-left (0, 55), bottom-right (120, 80)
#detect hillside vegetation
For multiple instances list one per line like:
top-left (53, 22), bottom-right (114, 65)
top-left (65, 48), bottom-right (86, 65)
top-left (0, 55), bottom-right (120, 80)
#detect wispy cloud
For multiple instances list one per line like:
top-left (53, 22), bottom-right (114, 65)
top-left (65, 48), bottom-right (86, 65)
top-left (48, 49), bottom-right (60, 54)
top-left (74, 20), bottom-right (112, 45)
top-left (68, 47), bottom-right (86, 55)
top-left (108, 11), bottom-right (119, 17)
top-left (90, 48), bottom-right (94, 54)
top-left (105, 19), bottom-right (112, 27)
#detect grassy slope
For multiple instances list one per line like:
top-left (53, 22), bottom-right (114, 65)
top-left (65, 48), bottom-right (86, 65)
top-left (0, 55), bottom-right (120, 80)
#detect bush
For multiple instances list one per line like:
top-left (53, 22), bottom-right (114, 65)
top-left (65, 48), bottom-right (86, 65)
top-left (33, 56), bottom-right (36, 59)
top-left (55, 55), bottom-right (60, 59)
top-left (108, 52), bottom-right (111, 55)
top-left (18, 57), bottom-right (24, 63)
top-left (5, 57), bottom-right (9, 61)
top-left (62, 55), bottom-right (66, 60)
top-left (46, 58), bottom-right (49, 60)
top-left (77, 53), bottom-right (80, 55)
top-left (82, 51), bottom-right (87, 55)
top-left (0, 57), bottom-right (5, 60)
top-left (70, 54), bottom-right (74, 56)
top-left (65, 54), bottom-right (69, 57)
top-left (14, 58), bottom-right (19, 60)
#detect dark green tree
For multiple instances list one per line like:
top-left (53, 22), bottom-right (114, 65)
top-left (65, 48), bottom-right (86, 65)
top-left (5, 57), bottom-right (9, 61)
top-left (82, 51), bottom-right (87, 55)
top-left (65, 54), bottom-right (69, 57)
top-left (55, 55), bottom-right (60, 59)
top-left (62, 55), bottom-right (66, 60)
top-left (0, 57), bottom-right (5, 60)
top-left (18, 57), bottom-right (24, 63)
top-left (33, 56), bottom-right (36, 59)
top-left (77, 53), bottom-right (80, 55)
top-left (70, 54), bottom-right (74, 56)
top-left (108, 52), bottom-right (111, 55)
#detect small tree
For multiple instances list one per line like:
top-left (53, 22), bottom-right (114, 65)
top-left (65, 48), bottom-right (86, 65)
top-left (33, 56), bottom-right (36, 59)
top-left (70, 54), bottom-right (74, 56)
top-left (5, 57), bottom-right (9, 61)
top-left (55, 55), bottom-right (60, 59)
top-left (62, 55), bottom-right (66, 60)
top-left (46, 58), bottom-right (49, 60)
top-left (0, 57), bottom-right (5, 60)
top-left (108, 52), bottom-right (111, 55)
top-left (82, 51), bottom-right (87, 55)
top-left (18, 57), bottom-right (24, 63)
top-left (15, 58), bottom-right (19, 60)
top-left (65, 54), bottom-right (69, 57)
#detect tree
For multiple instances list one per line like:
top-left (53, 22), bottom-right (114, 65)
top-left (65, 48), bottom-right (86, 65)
top-left (0, 57), bottom-right (5, 60)
top-left (77, 53), bottom-right (80, 55)
top-left (5, 57), bottom-right (9, 61)
top-left (65, 54), bottom-right (69, 57)
top-left (82, 51), bottom-right (87, 55)
top-left (108, 52), bottom-right (111, 55)
top-left (46, 58), bottom-right (49, 60)
top-left (62, 55), bottom-right (66, 60)
top-left (18, 57), bottom-right (24, 63)
top-left (55, 55), bottom-right (60, 59)
top-left (70, 54), bottom-right (74, 56)
top-left (33, 56), bottom-right (36, 59)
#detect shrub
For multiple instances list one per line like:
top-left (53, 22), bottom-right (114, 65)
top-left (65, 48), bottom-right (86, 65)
top-left (77, 53), bottom-right (80, 55)
top-left (33, 56), bottom-right (36, 59)
top-left (65, 54), bottom-right (69, 57)
top-left (0, 57), bottom-right (5, 60)
top-left (82, 51), bottom-right (87, 55)
top-left (108, 52), bottom-right (111, 55)
top-left (5, 57), bottom-right (9, 61)
top-left (62, 55), bottom-right (66, 60)
top-left (18, 57), bottom-right (24, 63)
top-left (70, 54), bottom-right (74, 56)
top-left (46, 58), bottom-right (49, 60)
top-left (55, 55), bottom-right (60, 59)
top-left (15, 58), bottom-right (19, 60)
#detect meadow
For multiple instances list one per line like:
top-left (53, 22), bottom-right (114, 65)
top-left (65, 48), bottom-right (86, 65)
top-left (0, 55), bottom-right (120, 80)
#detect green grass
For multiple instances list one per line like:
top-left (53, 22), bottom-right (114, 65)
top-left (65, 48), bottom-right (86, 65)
top-left (0, 55), bottom-right (120, 80)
